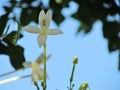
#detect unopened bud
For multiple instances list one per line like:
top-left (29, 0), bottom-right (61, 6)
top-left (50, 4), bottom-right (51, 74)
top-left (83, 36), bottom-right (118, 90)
top-left (81, 82), bottom-right (88, 88)
top-left (79, 82), bottom-right (89, 90)
top-left (73, 56), bottom-right (78, 64)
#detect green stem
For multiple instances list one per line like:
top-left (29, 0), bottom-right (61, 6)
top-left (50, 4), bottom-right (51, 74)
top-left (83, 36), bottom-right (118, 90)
top-left (1, 24), bottom-right (10, 38)
top-left (43, 43), bottom-right (47, 90)
top-left (69, 64), bottom-right (76, 90)
top-left (0, 68), bottom-right (24, 77)
top-left (34, 81), bottom-right (40, 90)
top-left (0, 74), bottom-right (31, 85)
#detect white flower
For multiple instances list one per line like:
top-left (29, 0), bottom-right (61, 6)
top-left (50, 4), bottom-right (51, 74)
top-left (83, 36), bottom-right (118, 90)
top-left (22, 10), bottom-right (63, 47)
top-left (23, 53), bottom-right (51, 82)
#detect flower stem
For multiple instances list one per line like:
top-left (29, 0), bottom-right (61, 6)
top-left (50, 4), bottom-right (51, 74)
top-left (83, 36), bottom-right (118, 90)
top-left (43, 43), bottom-right (47, 90)
top-left (69, 64), bottom-right (76, 90)
top-left (0, 68), bottom-right (24, 78)
top-left (0, 74), bottom-right (31, 85)
top-left (34, 81), bottom-right (40, 90)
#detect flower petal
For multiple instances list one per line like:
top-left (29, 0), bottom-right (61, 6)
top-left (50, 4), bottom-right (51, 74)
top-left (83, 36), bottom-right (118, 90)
top-left (47, 54), bottom-right (51, 61)
top-left (37, 68), bottom-right (44, 80)
top-left (45, 10), bottom-right (51, 28)
top-left (37, 35), bottom-right (47, 47)
top-left (35, 53), bottom-right (44, 64)
top-left (39, 10), bottom-right (45, 22)
top-left (32, 68), bottom-right (44, 82)
top-left (48, 29), bottom-right (63, 35)
top-left (22, 26), bottom-right (40, 33)
top-left (32, 72), bottom-right (38, 82)
top-left (39, 10), bottom-right (46, 28)
top-left (36, 53), bottom-right (51, 64)
top-left (23, 62), bottom-right (32, 68)
top-left (39, 10), bottom-right (51, 29)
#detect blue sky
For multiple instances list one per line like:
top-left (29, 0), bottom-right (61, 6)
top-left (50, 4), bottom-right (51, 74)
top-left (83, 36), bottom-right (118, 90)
top-left (0, 0), bottom-right (120, 90)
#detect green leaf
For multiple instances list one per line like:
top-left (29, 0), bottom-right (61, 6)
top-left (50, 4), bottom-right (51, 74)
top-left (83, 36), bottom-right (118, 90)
top-left (0, 13), bottom-right (9, 36)
top-left (14, 20), bottom-right (22, 45)
top-left (2, 24), bottom-right (10, 38)
top-left (21, 0), bottom-right (34, 3)
top-left (108, 37), bottom-right (120, 52)
top-left (0, 41), bottom-right (9, 55)
top-left (49, 0), bottom-right (65, 25)
top-left (103, 22), bottom-right (120, 38)
top-left (2, 30), bottom-right (25, 69)
top-left (77, 22), bottom-right (92, 34)
top-left (52, 11), bottom-right (64, 25)
top-left (103, 22), bottom-right (120, 52)
top-left (8, 44), bottom-right (25, 69)
top-left (3, 31), bottom-right (23, 46)
top-left (20, 7), bottom-right (41, 26)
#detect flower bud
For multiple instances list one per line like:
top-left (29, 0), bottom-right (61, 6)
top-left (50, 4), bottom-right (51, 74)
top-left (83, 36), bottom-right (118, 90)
top-left (73, 56), bottom-right (78, 64)
top-left (79, 82), bottom-right (89, 90)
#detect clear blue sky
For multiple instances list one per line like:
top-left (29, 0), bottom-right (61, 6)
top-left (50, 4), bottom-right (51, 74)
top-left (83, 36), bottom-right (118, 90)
top-left (0, 1), bottom-right (120, 90)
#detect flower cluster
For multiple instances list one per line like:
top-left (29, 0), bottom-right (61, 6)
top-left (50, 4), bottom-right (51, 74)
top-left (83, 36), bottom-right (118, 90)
top-left (22, 10), bottom-right (63, 83)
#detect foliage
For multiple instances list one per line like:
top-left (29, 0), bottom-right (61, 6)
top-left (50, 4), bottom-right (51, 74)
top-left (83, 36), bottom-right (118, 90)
top-left (0, 0), bottom-right (120, 70)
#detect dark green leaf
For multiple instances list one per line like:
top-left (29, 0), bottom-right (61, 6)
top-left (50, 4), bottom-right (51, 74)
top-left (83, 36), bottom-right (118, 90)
top-left (49, 0), bottom-right (65, 25)
top-left (103, 22), bottom-right (120, 38)
top-left (20, 7), bottom-right (41, 26)
top-left (77, 22), bottom-right (92, 34)
top-left (21, 0), bottom-right (34, 3)
top-left (52, 11), bottom-right (64, 25)
top-left (0, 41), bottom-right (9, 55)
top-left (108, 37), bottom-right (120, 52)
top-left (0, 13), bottom-right (9, 36)
top-left (14, 20), bottom-right (22, 45)
top-left (2, 24), bottom-right (10, 38)
top-left (103, 22), bottom-right (120, 52)
top-left (3, 31), bottom-right (23, 46)
top-left (4, 6), bottom-right (12, 12)
top-left (8, 44), bottom-right (25, 69)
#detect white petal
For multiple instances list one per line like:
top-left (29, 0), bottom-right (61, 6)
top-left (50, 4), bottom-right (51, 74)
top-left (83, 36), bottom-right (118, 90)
top-left (39, 10), bottom-right (46, 28)
top-left (37, 35), bottom-right (47, 48)
top-left (23, 62), bottom-right (32, 68)
top-left (35, 53), bottom-right (44, 64)
top-left (39, 10), bottom-right (51, 29)
top-left (22, 26), bottom-right (40, 33)
top-left (32, 71), bottom-right (38, 82)
top-left (36, 53), bottom-right (51, 64)
top-left (47, 54), bottom-right (51, 61)
top-left (37, 68), bottom-right (44, 80)
top-left (32, 68), bottom-right (44, 82)
top-left (39, 10), bottom-right (45, 22)
top-left (48, 29), bottom-right (63, 35)
top-left (45, 10), bottom-right (51, 28)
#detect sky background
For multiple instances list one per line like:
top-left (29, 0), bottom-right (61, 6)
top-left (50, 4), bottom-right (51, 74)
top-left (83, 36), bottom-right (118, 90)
top-left (0, 0), bottom-right (120, 90)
